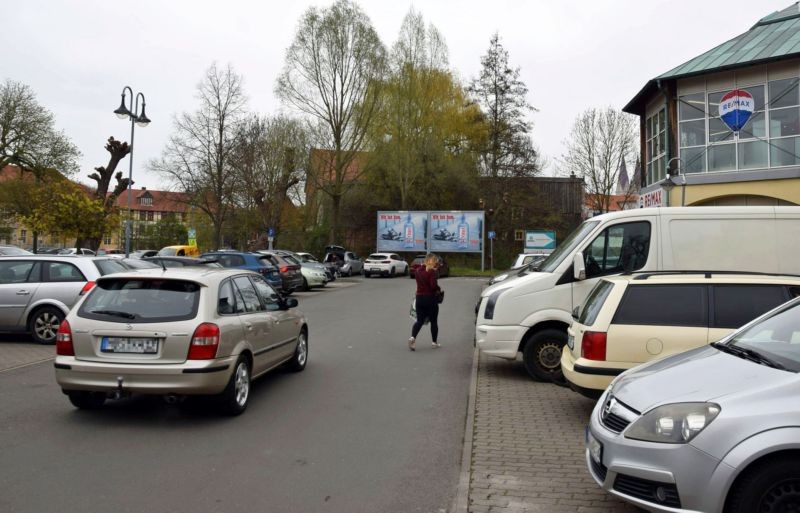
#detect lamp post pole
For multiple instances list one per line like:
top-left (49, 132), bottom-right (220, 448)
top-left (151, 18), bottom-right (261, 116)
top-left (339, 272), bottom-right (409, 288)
top-left (114, 87), bottom-right (151, 257)
top-left (666, 157), bottom-right (686, 207)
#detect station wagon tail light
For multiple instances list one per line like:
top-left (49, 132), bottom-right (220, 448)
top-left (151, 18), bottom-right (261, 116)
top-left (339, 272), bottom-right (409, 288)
top-left (188, 323), bottom-right (220, 360)
top-left (79, 281), bottom-right (96, 295)
top-left (56, 320), bottom-right (74, 356)
top-left (581, 331), bottom-right (607, 361)
top-left (281, 266), bottom-right (289, 273)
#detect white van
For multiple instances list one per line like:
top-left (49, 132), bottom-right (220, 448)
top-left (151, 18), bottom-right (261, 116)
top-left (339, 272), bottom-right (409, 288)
top-left (474, 206), bottom-right (800, 381)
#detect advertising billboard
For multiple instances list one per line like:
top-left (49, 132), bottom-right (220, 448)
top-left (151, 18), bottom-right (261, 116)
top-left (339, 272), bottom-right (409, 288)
top-left (428, 211), bottom-right (484, 253)
top-left (376, 211), bottom-right (428, 252)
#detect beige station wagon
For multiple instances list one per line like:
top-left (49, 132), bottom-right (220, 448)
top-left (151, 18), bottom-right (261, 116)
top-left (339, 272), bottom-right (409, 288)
top-left (561, 272), bottom-right (800, 398)
top-left (54, 267), bottom-right (308, 415)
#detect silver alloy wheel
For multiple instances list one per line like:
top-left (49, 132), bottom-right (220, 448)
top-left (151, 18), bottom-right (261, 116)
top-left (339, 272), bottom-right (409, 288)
top-left (234, 362), bottom-right (250, 407)
top-left (296, 333), bottom-right (308, 367)
top-left (34, 311), bottom-right (61, 342)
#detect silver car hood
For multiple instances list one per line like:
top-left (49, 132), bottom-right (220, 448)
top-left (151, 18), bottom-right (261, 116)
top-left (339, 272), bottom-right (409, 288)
top-left (611, 346), bottom-right (789, 412)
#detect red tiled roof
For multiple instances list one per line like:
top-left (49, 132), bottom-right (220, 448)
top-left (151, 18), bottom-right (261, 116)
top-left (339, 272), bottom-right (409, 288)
top-left (116, 187), bottom-right (190, 213)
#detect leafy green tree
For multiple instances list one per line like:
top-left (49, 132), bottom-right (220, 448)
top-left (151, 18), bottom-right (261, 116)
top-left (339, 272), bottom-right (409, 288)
top-left (276, 0), bottom-right (387, 242)
top-left (365, 10), bottom-right (485, 210)
top-left (15, 177), bottom-right (118, 245)
top-left (0, 80), bottom-right (80, 175)
top-left (134, 214), bottom-right (188, 250)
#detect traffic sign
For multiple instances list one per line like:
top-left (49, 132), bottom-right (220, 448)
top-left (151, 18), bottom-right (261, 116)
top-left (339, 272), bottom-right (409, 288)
top-left (267, 227), bottom-right (275, 238)
top-left (488, 230), bottom-right (496, 240)
top-left (525, 230), bottom-right (556, 250)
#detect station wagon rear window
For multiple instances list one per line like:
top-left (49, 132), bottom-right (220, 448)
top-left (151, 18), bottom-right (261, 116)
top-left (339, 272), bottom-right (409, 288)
top-left (78, 278), bottom-right (201, 323)
top-left (578, 280), bottom-right (615, 326)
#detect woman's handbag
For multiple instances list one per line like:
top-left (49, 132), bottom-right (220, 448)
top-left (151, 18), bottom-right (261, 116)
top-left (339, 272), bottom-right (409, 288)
top-left (435, 287), bottom-right (445, 304)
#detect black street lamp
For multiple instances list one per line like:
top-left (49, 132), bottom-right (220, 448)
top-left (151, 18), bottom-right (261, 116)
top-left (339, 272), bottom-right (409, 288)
top-left (114, 86), bottom-right (151, 257)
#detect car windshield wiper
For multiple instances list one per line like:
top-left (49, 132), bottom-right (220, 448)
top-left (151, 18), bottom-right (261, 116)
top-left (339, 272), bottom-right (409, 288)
top-left (89, 309), bottom-right (137, 319)
top-left (711, 342), bottom-right (786, 370)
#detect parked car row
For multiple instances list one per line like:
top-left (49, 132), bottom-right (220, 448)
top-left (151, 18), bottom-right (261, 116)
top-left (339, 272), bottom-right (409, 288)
top-left (475, 206), bottom-right (800, 513)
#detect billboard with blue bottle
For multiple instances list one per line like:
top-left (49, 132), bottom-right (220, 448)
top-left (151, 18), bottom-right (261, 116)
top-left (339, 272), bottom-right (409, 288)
top-left (377, 211), bottom-right (428, 252)
top-left (429, 211), bottom-right (484, 253)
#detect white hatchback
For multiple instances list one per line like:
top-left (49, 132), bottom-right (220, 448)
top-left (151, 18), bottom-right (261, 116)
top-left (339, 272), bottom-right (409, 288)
top-left (363, 253), bottom-right (409, 278)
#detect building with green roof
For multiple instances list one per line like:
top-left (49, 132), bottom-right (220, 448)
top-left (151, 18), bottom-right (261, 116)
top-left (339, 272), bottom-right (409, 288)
top-left (624, 2), bottom-right (800, 207)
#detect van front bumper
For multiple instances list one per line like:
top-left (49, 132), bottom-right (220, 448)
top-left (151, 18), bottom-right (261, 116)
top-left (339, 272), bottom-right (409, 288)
top-left (475, 323), bottom-right (525, 359)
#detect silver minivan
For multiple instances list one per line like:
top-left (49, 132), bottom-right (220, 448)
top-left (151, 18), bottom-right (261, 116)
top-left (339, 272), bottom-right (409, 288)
top-left (0, 255), bottom-right (128, 343)
top-left (587, 297), bottom-right (800, 513)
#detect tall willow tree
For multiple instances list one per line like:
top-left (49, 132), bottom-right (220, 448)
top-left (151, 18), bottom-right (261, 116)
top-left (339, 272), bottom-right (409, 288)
top-left (365, 9), bottom-right (485, 210)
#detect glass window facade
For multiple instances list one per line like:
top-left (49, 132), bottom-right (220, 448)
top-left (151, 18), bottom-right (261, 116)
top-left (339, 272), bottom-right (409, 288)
top-left (669, 78), bottom-right (800, 185)
top-left (646, 109), bottom-right (666, 185)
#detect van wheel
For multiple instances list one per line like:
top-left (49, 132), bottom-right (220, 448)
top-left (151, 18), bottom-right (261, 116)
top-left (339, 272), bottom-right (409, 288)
top-left (727, 456), bottom-right (800, 513)
top-left (30, 306), bottom-right (64, 345)
top-left (218, 356), bottom-right (250, 416)
top-left (67, 391), bottom-right (106, 409)
top-left (522, 329), bottom-right (567, 382)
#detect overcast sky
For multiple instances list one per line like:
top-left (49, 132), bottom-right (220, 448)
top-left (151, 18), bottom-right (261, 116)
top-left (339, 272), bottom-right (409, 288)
top-left (2, 0), bottom-right (792, 189)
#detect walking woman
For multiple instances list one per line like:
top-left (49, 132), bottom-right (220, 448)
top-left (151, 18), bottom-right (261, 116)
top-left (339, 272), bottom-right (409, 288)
top-left (409, 254), bottom-right (441, 351)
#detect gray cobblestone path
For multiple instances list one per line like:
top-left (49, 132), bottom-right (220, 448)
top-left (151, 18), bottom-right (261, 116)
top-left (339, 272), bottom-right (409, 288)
top-left (0, 341), bottom-right (54, 372)
top-left (468, 353), bottom-right (641, 513)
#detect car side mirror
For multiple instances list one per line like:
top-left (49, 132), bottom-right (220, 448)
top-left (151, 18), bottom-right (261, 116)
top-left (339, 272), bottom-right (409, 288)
top-left (572, 306), bottom-right (580, 320)
top-left (282, 297), bottom-right (299, 309)
top-left (573, 252), bottom-right (586, 281)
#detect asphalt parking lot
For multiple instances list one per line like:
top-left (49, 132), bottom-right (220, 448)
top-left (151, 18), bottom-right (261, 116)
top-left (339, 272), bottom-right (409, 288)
top-left (0, 275), bottom-right (639, 512)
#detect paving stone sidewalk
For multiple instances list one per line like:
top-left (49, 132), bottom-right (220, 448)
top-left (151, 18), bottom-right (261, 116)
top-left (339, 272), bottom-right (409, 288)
top-left (466, 353), bottom-right (640, 513)
top-left (0, 341), bottom-right (55, 372)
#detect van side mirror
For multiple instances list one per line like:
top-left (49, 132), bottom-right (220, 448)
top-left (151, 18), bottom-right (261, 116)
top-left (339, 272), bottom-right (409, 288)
top-left (572, 306), bottom-right (580, 320)
top-left (573, 252), bottom-right (586, 281)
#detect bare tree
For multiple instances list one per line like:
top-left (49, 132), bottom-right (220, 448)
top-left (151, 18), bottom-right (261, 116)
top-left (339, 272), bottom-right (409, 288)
top-left (0, 79), bottom-right (80, 175)
top-left (77, 137), bottom-right (134, 250)
top-left (229, 115), bottom-right (309, 248)
top-left (561, 107), bottom-right (637, 215)
top-left (151, 63), bottom-right (247, 249)
top-left (275, 0), bottom-right (386, 242)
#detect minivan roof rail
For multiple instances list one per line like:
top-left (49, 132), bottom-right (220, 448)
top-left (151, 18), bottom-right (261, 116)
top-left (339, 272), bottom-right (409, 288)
top-left (632, 270), bottom-right (800, 280)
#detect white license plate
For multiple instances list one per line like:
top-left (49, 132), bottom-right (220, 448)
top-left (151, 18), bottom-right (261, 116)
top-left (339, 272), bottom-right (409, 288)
top-left (101, 337), bottom-right (159, 354)
top-left (587, 429), bottom-right (602, 465)
top-left (371, 268), bottom-right (380, 272)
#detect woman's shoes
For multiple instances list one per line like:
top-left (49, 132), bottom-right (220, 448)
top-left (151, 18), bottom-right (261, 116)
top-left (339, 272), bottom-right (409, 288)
top-left (431, 342), bottom-right (441, 348)
top-left (408, 337), bottom-right (416, 351)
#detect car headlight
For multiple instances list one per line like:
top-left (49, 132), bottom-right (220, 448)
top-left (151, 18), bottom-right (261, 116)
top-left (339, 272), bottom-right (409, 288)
top-left (483, 288), bottom-right (509, 320)
top-left (625, 403), bottom-right (721, 444)
top-left (490, 273), bottom-right (509, 285)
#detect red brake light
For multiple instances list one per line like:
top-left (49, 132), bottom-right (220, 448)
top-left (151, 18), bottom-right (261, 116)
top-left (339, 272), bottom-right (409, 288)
top-left (80, 281), bottom-right (95, 295)
top-left (581, 331), bottom-right (607, 361)
top-left (56, 320), bottom-right (74, 356)
top-left (382, 260), bottom-right (391, 263)
top-left (280, 266), bottom-right (289, 273)
top-left (188, 323), bottom-right (220, 360)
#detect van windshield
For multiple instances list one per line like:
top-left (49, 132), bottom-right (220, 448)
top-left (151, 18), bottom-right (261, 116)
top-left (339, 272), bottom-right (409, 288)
top-left (538, 221), bottom-right (599, 273)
